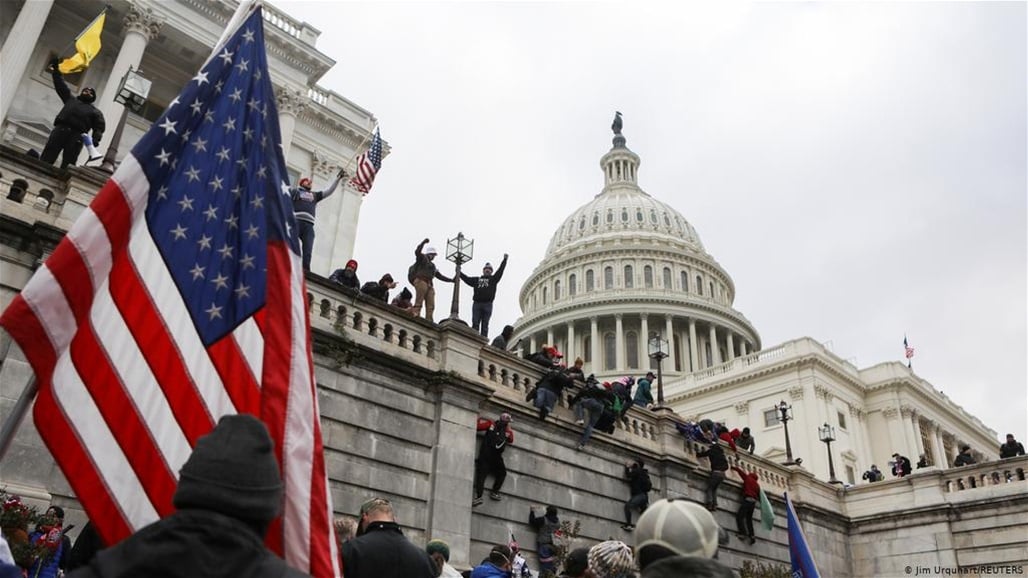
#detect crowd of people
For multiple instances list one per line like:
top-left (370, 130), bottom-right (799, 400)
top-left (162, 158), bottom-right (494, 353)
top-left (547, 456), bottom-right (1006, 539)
top-left (859, 433), bottom-right (1025, 484)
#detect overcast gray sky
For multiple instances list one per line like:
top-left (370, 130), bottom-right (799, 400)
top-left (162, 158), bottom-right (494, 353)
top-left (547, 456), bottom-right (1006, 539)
top-left (280, 1), bottom-right (1026, 443)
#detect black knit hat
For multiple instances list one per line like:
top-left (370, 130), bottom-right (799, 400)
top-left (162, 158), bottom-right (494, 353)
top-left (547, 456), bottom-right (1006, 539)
top-left (173, 414), bottom-right (283, 529)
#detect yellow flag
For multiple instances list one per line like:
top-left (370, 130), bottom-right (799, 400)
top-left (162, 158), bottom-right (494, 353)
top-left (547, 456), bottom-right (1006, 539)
top-left (58, 11), bottom-right (106, 74)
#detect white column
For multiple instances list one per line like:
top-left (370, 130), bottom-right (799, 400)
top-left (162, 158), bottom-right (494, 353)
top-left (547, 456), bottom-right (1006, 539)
top-left (274, 86), bottom-right (309, 157)
top-left (566, 322), bottom-right (575, 362)
top-left (708, 325), bottom-right (721, 366)
top-left (933, 425), bottom-right (947, 467)
top-left (899, 407), bottom-right (918, 458)
top-left (590, 317), bottom-right (599, 373)
top-left (96, 6), bottom-right (163, 139)
top-left (529, 336), bottom-right (537, 354)
top-left (640, 314), bottom-right (649, 365)
top-left (688, 318), bottom-right (699, 372)
top-left (546, 328), bottom-right (554, 348)
top-left (725, 331), bottom-right (735, 362)
top-left (908, 409), bottom-right (925, 459)
top-left (666, 314), bottom-right (674, 368)
top-left (0, 0), bottom-right (55, 123)
top-left (740, 340), bottom-right (749, 356)
top-left (614, 314), bottom-right (624, 371)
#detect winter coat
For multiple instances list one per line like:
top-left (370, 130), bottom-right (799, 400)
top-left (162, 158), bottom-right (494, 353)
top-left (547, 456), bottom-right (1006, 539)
top-left (329, 268), bottom-right (360, 290)
top-left (538, 369), bottom-right (572, 395)
top-left (66, 509), bottom-right (308, 578)
top-left (392, 288), bottom-right (413, 308)
top-left (471, 562), bottom-right (511, 578)
top-left (27, 527), bottom-right (63, 578)
top-left (731, 466), bottom-right (760, 499)
top-left (736, 433), bottom-right (755, 454)
top-left (1000, 441), bottom-right (1026, 458)
top-left (528, 511), bottom-right (560, 546)
top-left (477, 419), bottom-right (514, 460)
top-left (360, 281), bottom-right (390, 302)
top-left (459, 257), bottom-right (507, 303)
top-left (491, 334), bottom-right (511, 349)
top-left (641, 556), bottom-right (735, 578)
top-left (633, 378), bottom-right (653, 405)
top-left (340, 521), bottom-right (436, 578)
top-left (410, 244), bottom-right (452, 284)
top-left (290, 175), bottom-right (341, 224)
top-left (625, 464), bottom-right (651, 496)
top-left (51, 70), bottom-right (104, 142)
top-left (698, 443), bottom-right (729, 472)
top-left (528, 351), bottom-right (555, 368)
top-left (953, 453), bottom-right (976, 467)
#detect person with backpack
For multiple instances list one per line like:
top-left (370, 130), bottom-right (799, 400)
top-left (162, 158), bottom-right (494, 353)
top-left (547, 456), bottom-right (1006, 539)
top-left (409, 239), bottom-right (454, 323)
top-left (611, 376), bottom-right (635, 426)
top-left (528, 505), bottom-right (561, 576)
top-left (622, 459), bottom-right (652, 531)
top-left (360, 274), bottom-right (397, 302)
top-left (458, 254), bottom-right (509, 338)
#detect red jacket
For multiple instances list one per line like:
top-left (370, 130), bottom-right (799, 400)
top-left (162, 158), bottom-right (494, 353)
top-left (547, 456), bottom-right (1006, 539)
top-left (731, 466), bottom-right (760, 499)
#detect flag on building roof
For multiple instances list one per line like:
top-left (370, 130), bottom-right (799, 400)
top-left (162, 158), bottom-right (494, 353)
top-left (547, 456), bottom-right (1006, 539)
top-left (58, 8), bottom-right (107, 74)
top-left (0, 5), bottom-right (339, 576)
top-left (904, 335), bottom-right (915, 367)
top-left (348, 128), bottom-right (383, 195)
top-left (785, 492), bottom-right (821, 578)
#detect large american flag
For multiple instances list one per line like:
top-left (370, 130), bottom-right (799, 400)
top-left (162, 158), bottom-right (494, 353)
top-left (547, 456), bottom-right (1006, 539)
top-left (348, 129), bottom-right (382, 195)
top-left (0, 7), bottom-right (339, 576)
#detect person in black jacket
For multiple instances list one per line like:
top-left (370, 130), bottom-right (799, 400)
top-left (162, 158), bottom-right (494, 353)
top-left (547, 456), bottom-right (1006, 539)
top-left (41, 58), bottom-right (105, 169)
top-left (459, 254), bottom-right (508, 337)
top-left (329, 259), bottom-right (360, 290)
top-left (342, 497), bottom-right (435, 578)
top-left (697, 442), bottom-right (729, 511)
top-left (1000, 434), bottom-right (1026, 458)
top-left (571, 377), bottom-right (610, 450)
top-left (473, 413), bottom-right (515, 506)
top-left (67, 414), bottom-right (308, 578)
top-left (622, 459), bottom-right (651, 531)
top-left (952, 447), bottom-right (975, 468)
top-left (360, 274), bottom-right (397, 302)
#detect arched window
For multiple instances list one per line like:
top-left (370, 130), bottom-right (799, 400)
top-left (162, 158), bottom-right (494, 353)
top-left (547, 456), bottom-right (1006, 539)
top-left (663, 213), bottom-right (671, 227)
top-left (644, 266), bottom-right (654, 288)
top-left (709, 281), bottom-right (715, 298)
top-left (579, 216), bottom-right (586, 230)
top-left (593, 212), bottom-right (600, 226)
top-left (696, 275), bottom-right (703, 295)
top-left (650, 209), bottom-right (657, 224)
top-left (542, 286), bottom-right (548, 305)
top-left (663, 267), bottom-right (672, 289)
top-left (586, 270), bottom-right (595, 292)
top-left (626, 331), bottom-right (639, 369)
top-left (554, 280), bottom-right (561, 301)
top-left (604, 333), bottom-right (616, 370)
top-left (606, 210), bottom-right (614, 224)
top-left (681, 271), bottom-right (688, 292)
top-left (569, 274), bottom-right (577, 297)
top-left (604, 266), bottom-right (614, 290)
top-left (636, 209), bottom-right (644, 222)
top-left (624, 265), bottom-right (634, 288)
top-left (583, 335), bottom-right (592, 362)
top-left (621, 208), bottom-right (629, 223)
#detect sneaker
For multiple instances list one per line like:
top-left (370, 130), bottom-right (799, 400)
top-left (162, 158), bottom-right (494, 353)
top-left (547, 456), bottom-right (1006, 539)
top-left (576, 419), bottom-right (585, 425)
top-left (576, 443), bottom-right (586, 451)
top-left (489, 492), bottom-right (503, 501)
top-left (749, 537), bottom-right (756, 545)
top-left (472, 497), bottom-right (483, 507)
top-left (620, 524), bottom-right (634, 531)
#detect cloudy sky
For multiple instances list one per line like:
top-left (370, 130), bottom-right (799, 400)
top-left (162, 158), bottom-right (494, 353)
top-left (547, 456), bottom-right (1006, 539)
top-left (280, 1), bottom-right (1026, 442)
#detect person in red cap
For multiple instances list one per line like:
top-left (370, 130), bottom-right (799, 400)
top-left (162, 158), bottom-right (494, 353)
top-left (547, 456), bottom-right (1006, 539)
top-left (473, 413), bottom-right (514, 506)
top-left (329, 259), bottom-right (361, 291)
top-left (289, 168), bottom-right (346, 272)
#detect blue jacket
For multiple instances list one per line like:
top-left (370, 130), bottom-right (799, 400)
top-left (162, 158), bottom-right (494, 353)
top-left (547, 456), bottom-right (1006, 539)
top-left (471, 562), bottom-right (511, 578)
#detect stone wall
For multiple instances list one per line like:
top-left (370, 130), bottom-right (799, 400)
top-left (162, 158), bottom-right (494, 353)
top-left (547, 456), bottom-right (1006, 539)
top-left (1, 241), bottom-right (1026, 575)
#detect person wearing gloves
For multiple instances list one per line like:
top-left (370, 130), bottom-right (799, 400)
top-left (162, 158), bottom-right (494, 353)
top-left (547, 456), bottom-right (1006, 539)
top-left (409, 238), bottom-right (454, 322)
top-left (41, 58), bottom-right (105, 169)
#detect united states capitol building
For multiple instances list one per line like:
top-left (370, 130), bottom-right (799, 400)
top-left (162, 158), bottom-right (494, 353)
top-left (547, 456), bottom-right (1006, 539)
top-left (2, 1), bottom-right (1025, 576)
top-left (513, 125), bottom-right (999, 485)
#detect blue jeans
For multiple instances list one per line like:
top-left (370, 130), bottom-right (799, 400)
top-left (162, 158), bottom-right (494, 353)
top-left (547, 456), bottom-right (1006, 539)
top-left (535, 388), bottom-right (557, 414)
top-left (297, 220), bottom-right (315, 271)
top-left (472, 301), bottom-right (493, 337)
top-left (706, 470), bottom-right (726, 508)
top-left (577, 398), bottom-right (604, 445)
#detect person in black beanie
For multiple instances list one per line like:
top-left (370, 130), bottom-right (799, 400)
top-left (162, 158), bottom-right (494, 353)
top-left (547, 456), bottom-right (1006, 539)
top-left (67, 414), bottom-right (308, 578)
top-left (41, 58), bottom-right (104, 169)
top-left (340, 497), bottom-right (435, 578)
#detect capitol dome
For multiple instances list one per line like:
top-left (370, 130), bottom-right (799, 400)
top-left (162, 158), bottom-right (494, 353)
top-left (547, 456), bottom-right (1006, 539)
top-left (514, 120), bottom-right (760, 384)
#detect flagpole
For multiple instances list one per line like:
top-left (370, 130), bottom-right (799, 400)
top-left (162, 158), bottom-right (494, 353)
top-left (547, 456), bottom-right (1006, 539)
top-left (0, 375), bottom-right (37, 461)
top-left (343, 125), bottom-right (377, 174)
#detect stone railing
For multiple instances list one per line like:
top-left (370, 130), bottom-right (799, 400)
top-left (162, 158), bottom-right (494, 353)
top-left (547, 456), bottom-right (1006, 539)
top-left (307, 86), bottom-right (329, 107)
top-left (941, 457), bottom-right (1027, 492)
top-left (262, 4), bottom-right (302, 39)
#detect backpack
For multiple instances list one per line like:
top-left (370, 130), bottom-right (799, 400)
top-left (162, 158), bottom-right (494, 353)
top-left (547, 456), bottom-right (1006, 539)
top-left (640, 470), bottom-right (653, 492)
top-left (407, 262), bottom-right (418, 284)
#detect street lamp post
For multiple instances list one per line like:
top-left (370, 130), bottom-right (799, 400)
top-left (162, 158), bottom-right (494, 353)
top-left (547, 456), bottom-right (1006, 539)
top-left (778, 400), bottom-right (796, 465)
top-left (818, 423), bottom-right (843, 485)
top-left (445, 232), bottom-right (473, 323)
top-left (647, 335), bottom-right (669, 406)
top-left (100, 67), bottom-right (151, 173)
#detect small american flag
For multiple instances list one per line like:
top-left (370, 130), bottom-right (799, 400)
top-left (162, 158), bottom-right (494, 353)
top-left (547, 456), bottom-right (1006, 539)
top-left (0, 6), bottom-right (339, 576)
top-left (904, 336), bottom-right (915, 366)
top-left (349, 128), bottom-right (383, 195)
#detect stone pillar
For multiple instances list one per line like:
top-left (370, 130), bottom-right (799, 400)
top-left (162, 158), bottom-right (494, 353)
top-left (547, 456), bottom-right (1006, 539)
top-left (424, 379), bottom-right (495, 569)
top-left (614, 314), bottom-right (624, 371)
top-left (529, 335), bottom-right (537, 354)
top-left (899, 406), bottom-right (918, 459)
top-left (0, 0), bottom-right (55, 123)
top-left (688, 318), bottom-right (698, 372)
top-left (274, 86), bottom-right (309, 157)
top-left (566, 322), bottom-right (575, 362)
top-left (590, 317), bottom-right (599, 373)
top-left (908, 408), bottom-right (925, 460)
top-left (725, 331), bottom-right (735, 362)
top-left (664, 315), bottom-right (676, 370)
top-left (96, 6), bottom-right (163, 140)
top-left (546, 328), bottom-right (554, 349)
top-left (640, 314), bottom-right (649, 367)
top-left (882, 407), bottom-right (907, 459)
top-left (932, 424), bottom-right (947, 468)
top-left (740, 340), bottom-right (748, 356)
top-left (708, 324), bottom-right (720, 366)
